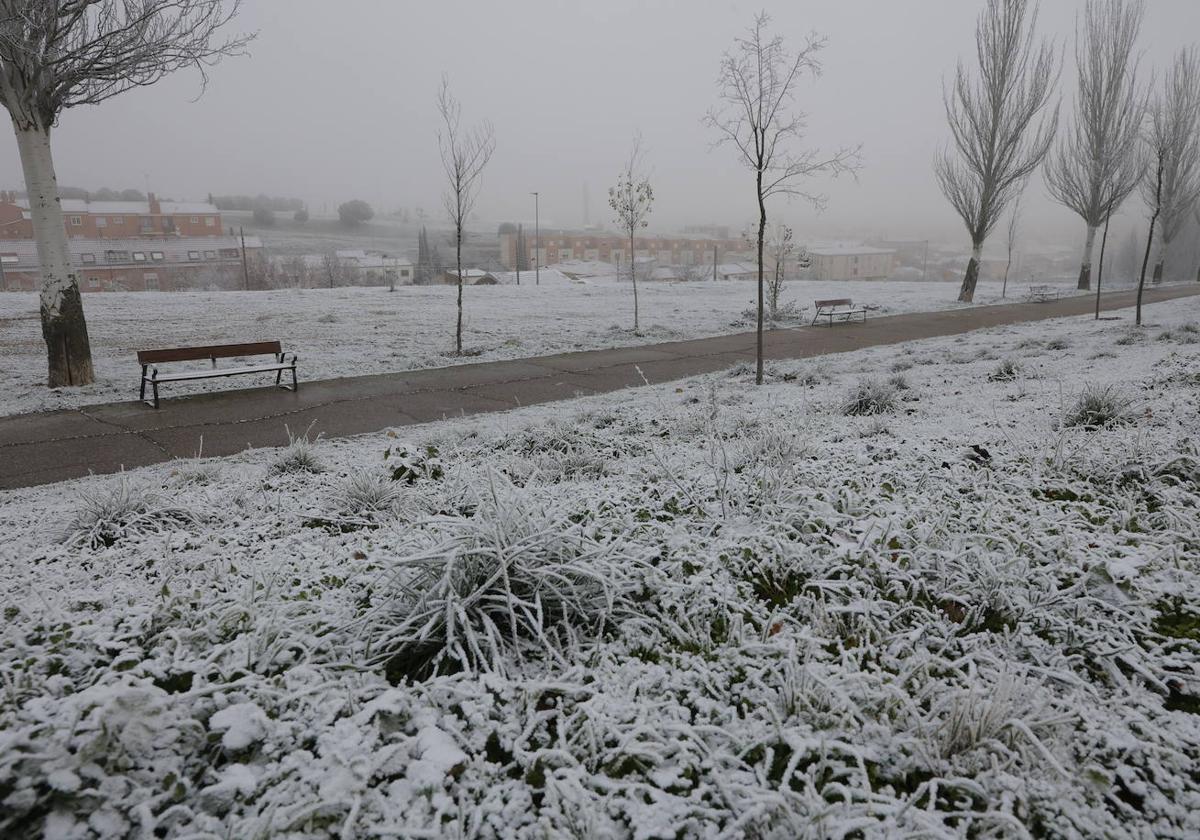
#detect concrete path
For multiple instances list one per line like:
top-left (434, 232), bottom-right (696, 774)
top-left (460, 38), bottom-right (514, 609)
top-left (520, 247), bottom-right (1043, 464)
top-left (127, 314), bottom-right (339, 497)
top-left (2, 284), bottom-right (1196, 490)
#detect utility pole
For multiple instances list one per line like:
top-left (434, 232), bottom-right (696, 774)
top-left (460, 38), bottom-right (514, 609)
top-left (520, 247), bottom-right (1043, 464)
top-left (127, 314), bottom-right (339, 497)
top-left (240, 226), bottom-right (249, 291)
top-left (922, 240), bottom-right (929, 281)
top-left (531, 191), bottom-right (540, 286)
top-left (713, 244), bottom-right (717, 282)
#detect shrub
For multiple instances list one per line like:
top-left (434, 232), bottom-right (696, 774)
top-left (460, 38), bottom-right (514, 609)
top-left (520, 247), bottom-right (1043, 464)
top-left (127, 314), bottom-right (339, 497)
top-left (842, 378), bottom-right (897, 416)
top-left (887, 373), bottom-right (911, 391)
top-left (1063, 384), bottom-right (1132, 428)
top-left (61, 479), bottom-right (196, 548)
top-left (293, 207), bottom-right (309, 223)
top-left (367, 486), bottom-right (646, 680)
top-left (251, 205), bottom-right (275, 226)
top-left (988, 358), bottom-right (1021, 382)
top-left (339, 470), bottom-right (404, 517)
top-left (338, 199), bottom-right (374, 227)
top-left (269, 427), bottom-right (324, 475)
top-left (1046, 337), bottom-right (1070, 350)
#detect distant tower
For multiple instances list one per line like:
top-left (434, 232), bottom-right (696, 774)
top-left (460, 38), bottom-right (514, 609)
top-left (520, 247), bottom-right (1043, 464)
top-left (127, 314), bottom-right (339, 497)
top-left (582, 182), bottom-right (589, 227)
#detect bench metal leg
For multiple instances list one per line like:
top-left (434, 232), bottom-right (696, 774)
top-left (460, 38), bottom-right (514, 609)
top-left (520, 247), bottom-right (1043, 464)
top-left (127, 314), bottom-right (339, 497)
top-left (139, 366), bottom-right (147, 402)
top-left (152, 380), bottom-right (160, 410)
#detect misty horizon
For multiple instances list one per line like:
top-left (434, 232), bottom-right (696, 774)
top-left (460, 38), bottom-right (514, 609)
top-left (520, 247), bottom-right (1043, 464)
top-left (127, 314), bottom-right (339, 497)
top-left (1, 0), bottom-right (1198, 251)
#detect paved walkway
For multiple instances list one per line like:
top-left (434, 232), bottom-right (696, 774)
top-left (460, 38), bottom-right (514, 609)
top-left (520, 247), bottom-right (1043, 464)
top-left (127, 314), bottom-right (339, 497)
top-left (2, 284), bottom-right (1196, 490)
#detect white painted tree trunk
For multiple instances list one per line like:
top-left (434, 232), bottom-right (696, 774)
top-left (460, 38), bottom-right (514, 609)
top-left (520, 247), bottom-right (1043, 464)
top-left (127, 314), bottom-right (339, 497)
top-left (958, 242), bottom-right (983, 303)
top-left (1077, 224), bottom-right (1097, 290)
top-left (13, 122), bottom-right (94, 386)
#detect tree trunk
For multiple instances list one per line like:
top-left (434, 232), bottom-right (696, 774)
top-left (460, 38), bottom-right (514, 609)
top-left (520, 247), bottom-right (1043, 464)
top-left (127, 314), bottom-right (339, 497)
top-left (1077, 223), bottom-right (1097, 290)
top-left (755, 171), bottom-right (766, 386)
top-left (630, 229), bottom-right (638, 333)
top-left (1094, 211), bottom-right (1111, 320)
top-left (14, 123), bottom-right (94, 387)
top-left (958, 242), bottom-right (982, 303)
top-left (1136, 213), bottom-right (1159, 327)
top-left (455, 228), bottom-right (463, 354)
top-left (1151, 232), bottom-right (1166, 285)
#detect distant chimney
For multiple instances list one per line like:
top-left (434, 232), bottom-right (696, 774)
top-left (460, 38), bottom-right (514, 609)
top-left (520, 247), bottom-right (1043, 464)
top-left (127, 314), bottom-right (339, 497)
top-left (148, 192), bottom-right (161, 214)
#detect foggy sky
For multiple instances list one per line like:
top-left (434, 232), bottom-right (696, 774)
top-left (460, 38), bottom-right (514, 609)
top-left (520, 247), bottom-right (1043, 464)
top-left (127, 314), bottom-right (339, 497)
top-left (2, 0), bottom-right (1199, 248)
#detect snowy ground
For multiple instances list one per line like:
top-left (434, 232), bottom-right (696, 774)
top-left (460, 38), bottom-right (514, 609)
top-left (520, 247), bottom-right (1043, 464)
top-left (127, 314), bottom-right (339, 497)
top-left (2, 299), bottom-right (1198, 838)
top-left (0, 276), bottom-right (1098, 417)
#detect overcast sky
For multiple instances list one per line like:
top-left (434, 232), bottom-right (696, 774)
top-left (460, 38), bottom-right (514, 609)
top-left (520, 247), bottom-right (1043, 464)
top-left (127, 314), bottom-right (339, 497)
top-left (2, 0), bottom-right (1198, 246)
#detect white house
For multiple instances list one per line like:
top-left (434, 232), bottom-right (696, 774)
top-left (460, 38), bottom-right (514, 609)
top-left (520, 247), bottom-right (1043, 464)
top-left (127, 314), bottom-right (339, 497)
top-left (714, 262), bottom-right (759, 281)
top-left (805, 244), bottom-right (895, 281)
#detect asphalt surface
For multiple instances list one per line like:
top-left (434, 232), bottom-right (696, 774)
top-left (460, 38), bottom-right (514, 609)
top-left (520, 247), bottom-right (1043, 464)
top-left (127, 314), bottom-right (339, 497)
top-left (2, 283), bottom-right (1197, 490)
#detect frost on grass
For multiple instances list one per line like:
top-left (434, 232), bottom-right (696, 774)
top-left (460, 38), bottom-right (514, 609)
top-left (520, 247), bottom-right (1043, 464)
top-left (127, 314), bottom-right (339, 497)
top-left (2, 303), bottom-right (1200, 838)
top-left (842, 377), bottom-right (898, 415)
top-left (1063, 383), bottom-right (1132, 428)
top-left (60, 477), bottom-right (197, 548)
top-left (268, 426), bottom-right (324, 475)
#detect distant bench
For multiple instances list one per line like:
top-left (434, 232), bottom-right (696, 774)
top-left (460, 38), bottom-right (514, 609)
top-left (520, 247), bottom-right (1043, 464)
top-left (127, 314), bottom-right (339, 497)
top-left (1025, 285), bottom-right (1062, 303)
top-left (138, 341), bottom-right (298, 409)
top-left (812, 298), bottom-right (867, 326)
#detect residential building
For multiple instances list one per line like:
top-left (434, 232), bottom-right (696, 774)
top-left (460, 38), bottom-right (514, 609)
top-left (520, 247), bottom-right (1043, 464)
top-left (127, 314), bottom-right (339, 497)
top-left (438, 269), bottom-right (498, 285)
top-left (805, 244), bottom-right (895, 281)
top-left (0, 235), bottom-right (263, 292)
top-left (499, 228), bottom-right (745, 270)
top-left (0, 192), bottom-right (223, 240)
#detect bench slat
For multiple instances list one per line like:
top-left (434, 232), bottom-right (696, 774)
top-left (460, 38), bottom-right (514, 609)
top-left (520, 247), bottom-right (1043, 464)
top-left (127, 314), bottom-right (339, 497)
top-left (146, 362), bottom-right (293, 382)
top-left (137, 341), bottom-right (282, 365)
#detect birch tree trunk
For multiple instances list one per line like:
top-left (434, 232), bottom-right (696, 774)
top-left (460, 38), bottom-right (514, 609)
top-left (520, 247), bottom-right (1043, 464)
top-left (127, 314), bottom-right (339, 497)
top-left (1078, 224), bottom-right (1098, 290)
top-left (14, 122), bottom-right (94, 387)
top-left (958, 242), bottom-right (983, 303)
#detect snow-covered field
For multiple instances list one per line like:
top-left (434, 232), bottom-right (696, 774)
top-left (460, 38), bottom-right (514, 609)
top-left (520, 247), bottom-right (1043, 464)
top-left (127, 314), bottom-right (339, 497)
top-left (0, 276), bottom-right (1095, 417)
top-left (2, 299), bottom-right (1198, 838)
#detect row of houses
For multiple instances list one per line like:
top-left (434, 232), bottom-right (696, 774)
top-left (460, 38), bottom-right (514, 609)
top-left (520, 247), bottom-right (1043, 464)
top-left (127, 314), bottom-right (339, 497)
top-left (0, 235), bottom-right (263, 292)
top-left (0, 193), bottom-right (225, 240)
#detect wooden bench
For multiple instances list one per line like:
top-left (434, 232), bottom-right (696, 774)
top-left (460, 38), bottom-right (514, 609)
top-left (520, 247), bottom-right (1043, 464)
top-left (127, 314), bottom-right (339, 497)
top-left (1025, 285), bottom-right (1061, 303)
top-left (812, 298), bottom-right (867, 326)
top-left (137, 341), bottom-right (298, 409)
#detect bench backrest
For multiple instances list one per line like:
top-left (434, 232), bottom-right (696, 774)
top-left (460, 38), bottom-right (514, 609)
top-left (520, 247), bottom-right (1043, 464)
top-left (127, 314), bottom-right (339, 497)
top-left (137, 341), bottom-right (282, 365)
top-left (814, 298), bottom-right (853, 309)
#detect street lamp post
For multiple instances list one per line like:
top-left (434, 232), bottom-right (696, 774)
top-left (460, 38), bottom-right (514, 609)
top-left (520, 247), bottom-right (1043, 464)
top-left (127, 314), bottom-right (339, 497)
top-left (531, 191), bottom-right (540, 287)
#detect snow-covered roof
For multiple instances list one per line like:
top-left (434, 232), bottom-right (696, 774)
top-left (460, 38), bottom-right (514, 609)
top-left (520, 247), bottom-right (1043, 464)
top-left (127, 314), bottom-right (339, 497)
top-left (13, 198), bottom-right (219, 216)
top-left (715, 262), bottom-right (758, 275)
top-left (806, 243), bottom-right (895, 257)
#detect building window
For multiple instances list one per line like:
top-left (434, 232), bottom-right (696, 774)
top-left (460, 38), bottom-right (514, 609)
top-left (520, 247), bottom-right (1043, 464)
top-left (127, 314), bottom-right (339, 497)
top-left (220, 248), bottom-right (239, 258)
top-left (205, 217), bottom-right (216, 227)
top-left (96, 217), bottom-right (107, 228)
top-left (204, 250), bottom-right (217, 260)
top-left (81, 253), bottom-right (96, 264)
top-left (105, 250), bottom-right (129, 263)
top-left (191, 216), bottom-right (199, 224)
top-left (69, 215), bottom-right (82, 226)
top-left (112, 216), bottom-right (123, 224)
top-left (400, 268), bottom-right (410, 278)
top-left (187, 251), bottom-right (200, 261)
top-left (133, 252), bottom-right (146, 262)
top-left (88, 277), bottom-right (101, 289)
top-left (0, 254), bottom-right (18, 264)
top-left (143, 272), bottom-right (159, 290)
top-left (151, 251), bottom-right (164, 261)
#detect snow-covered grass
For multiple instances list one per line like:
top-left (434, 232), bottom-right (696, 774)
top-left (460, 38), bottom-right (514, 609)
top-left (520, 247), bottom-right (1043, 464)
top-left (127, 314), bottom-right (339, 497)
top-left (0, 276), bottom-right (1097, 417)
top-left (2, 301), bottom-right (1198, 838)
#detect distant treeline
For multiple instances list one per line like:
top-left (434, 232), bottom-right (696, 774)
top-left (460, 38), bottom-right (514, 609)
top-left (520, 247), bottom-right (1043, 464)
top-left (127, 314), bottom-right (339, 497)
top-left (213, 194), bottom-right (305, 212)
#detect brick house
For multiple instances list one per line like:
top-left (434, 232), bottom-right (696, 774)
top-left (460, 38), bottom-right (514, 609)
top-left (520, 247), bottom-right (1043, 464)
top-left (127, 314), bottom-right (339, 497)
top-left (0, 192), bottom-right (224, 240)
top-left (499, 229), bottom-right (746, 270)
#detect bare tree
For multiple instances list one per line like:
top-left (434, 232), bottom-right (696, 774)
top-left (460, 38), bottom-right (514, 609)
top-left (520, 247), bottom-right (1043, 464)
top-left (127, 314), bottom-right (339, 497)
top-left (765, 223), bottom-right (807, 319)
top-left (1001, 182), bottom-right (1027, 299)
top-left (608, 134), bottom-right (654, 333)
top-left (436, 75), bottom-right (495, 355)
top-left (935, 0), bottom-right (1059, 303)
top-left (0, 1), bottom-right (250, 387)
top-left (705, 12), bottom-right (859, 385)
top-left (1195, 206), bottom-right (1200, 283)
top-left (1141, 47), bottom-right (1200, 286)
top-left (1045, 0), bottom-right (1146, 291)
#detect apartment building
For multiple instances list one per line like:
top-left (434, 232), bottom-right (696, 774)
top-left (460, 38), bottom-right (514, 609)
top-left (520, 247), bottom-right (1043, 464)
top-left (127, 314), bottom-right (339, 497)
top-left (0, 192), bottom-right (224, 240)
top-left (499, 229), bottom-right (745, 270)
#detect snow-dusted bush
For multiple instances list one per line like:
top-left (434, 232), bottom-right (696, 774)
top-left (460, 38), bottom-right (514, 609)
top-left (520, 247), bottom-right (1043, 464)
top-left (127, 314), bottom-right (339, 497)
top-left (269, 427), bottom-right (324, 475)
top-left (364, 482), bottom-right (648, 680)
top-left (842, 377), bottom-right (898, 416)
top-left (339, 469), bottom-right (404, 516)
top-left (1063, 383), bottom-right (1132, 428)
top-left (60, 478), bottom-right (196, 548)
top-left (988, 357), bottom-right (1021, 381)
